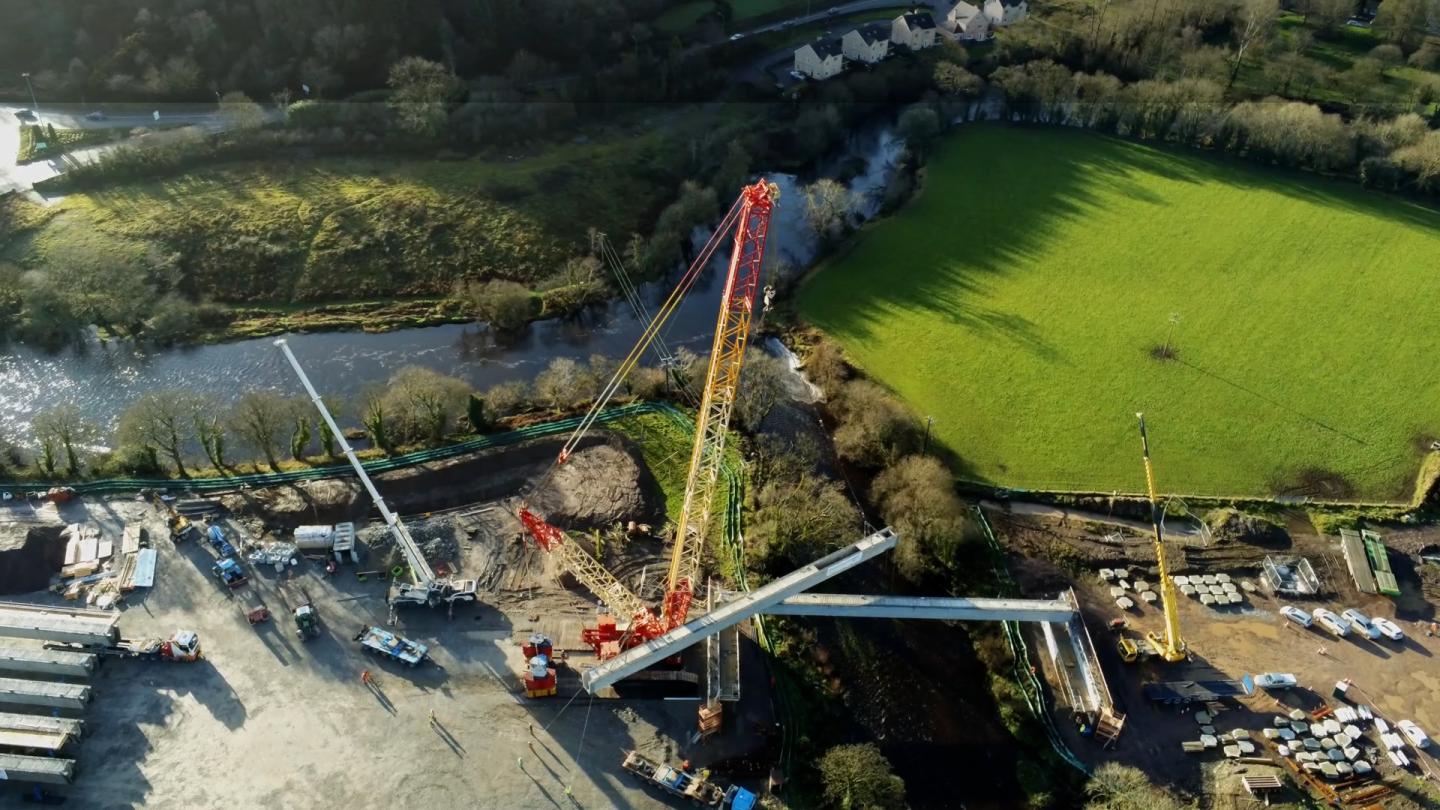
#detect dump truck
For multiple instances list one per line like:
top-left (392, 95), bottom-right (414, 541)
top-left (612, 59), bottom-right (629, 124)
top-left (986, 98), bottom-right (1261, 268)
top-left (621, 750), bottom-right (757, 809)
top-left (353, 626), bottom-right (428, 667)
top-left (49, 630), bottom-right (201, 662)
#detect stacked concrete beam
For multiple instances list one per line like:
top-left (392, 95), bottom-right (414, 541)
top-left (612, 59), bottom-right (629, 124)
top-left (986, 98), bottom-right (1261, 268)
top-left (0, 752), bottom-right (75, 785)
top-left (0, 677), bottom-right (90, 710)
top-left (0, 645), bottom-right (96, 677)
top-left (0, 602), bottom-right (119, 645)
top-left (0, 712), bottom-right (83, 740)
top-left (0, 727), bottom-right (70, 753)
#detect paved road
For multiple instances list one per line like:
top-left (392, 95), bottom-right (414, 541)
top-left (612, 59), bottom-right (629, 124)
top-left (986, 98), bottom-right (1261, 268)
top-left (0, 103), bottom-right (252, 198)
top-left (730, 0), bottom-right (921, 88)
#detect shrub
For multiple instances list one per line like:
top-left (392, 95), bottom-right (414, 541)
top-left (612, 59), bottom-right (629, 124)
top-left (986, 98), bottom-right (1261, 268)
top-left (817, 743), bottom-right (906, 810)
top-left (453, 279), bottom-right (536, 331)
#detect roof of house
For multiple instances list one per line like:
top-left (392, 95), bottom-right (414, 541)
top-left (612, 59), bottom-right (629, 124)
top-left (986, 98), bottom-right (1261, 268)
top-left (952, 1), bottom-right (984, 21)
top-left (802, 37), bottom-right (845, 59)
top-left (851, 21), bottom-right (891, 44)
top-left (901, 11), bottom-right (937, 29)
top-left (996, 0), bottom-right (1026, 7)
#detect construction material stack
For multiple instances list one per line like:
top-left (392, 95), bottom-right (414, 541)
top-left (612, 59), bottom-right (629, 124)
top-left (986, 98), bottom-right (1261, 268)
top-left (520, 633), bottom-right (557, 698)
top-left (621, 750), bottom-right (757, 809)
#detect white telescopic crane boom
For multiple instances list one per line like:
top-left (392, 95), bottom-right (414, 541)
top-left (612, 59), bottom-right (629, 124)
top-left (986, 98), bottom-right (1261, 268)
top-left (274, 339), bottom-right (435, 584)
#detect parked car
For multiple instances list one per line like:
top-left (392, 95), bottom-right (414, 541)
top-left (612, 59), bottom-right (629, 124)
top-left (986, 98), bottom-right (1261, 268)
top-left (1312, 608), bottom-right (1350, 638)
top-left (1398, 720), bottom-right (1431, 749)
top-left (84, 110), bottom-right (106, 121)
top-left (789, 69), bottom-right (806, 80)
top-left (1341, 609), bottom-right (1381, 640)
top-left (1372, 616), bottom-right (1404, 641)
top-left (1254, 672), bottom-right (1298, 690)
top-left (1281, 605), bottom-right (1312, 627)
top-left (827, 6), bottom-right (839, 15)
top-left (729, 32), bottom-right (744, 41)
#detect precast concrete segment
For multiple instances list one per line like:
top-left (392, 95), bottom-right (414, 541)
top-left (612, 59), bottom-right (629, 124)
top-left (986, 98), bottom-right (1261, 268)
top-left (764, 594), bottom-right (1075, 623)
top-left (0, 644), bottom-right (97, 677)
top-left (0, 711), bottom-right (83, 739)
top-left (0, 601), bottom-right (119, 645)
top-left (583, 527), bottom-right (898, 693)
top-left (0, 752), bottom-right (75, 784)
top-left (0, 677), bottom-right (90, 709)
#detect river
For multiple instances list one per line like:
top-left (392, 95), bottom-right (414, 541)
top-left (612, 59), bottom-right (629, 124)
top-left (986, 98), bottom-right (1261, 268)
top-left (0, 126), bottom-right (903, 438)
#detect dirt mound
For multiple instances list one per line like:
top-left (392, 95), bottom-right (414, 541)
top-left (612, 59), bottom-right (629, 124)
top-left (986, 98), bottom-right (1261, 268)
top-left (527, 440), bottom-right (658, 531)
top-left (221, 479), bottom-right (365, 528)
top-left (0, 525), bottom-right (67, 595)
top-left (1204, 509), bottom-right (1289, 547)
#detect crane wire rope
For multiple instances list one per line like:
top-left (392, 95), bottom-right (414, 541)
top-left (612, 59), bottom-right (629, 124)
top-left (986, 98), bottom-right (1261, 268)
top-left (526, 195), bottom-right (746, 499)
top-left (593, 233), bottom-right (699, 407)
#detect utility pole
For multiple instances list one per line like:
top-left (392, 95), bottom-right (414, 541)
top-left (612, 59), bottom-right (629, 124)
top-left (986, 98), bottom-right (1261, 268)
top-left (20, 72), bottom-right (38, 113)
top-left (922, 416), bottom-right (934, 455)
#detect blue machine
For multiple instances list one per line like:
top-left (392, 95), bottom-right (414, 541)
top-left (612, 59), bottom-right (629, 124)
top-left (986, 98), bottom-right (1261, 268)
top-left (207, 524), bottom-right (238, 559)
top-left (725, 786), bottom-right (758, 810)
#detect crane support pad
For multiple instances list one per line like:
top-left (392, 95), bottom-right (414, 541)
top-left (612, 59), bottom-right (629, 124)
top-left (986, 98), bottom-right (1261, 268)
top-left (0, 601), bottom-right (119, 645)
top-left (582, 527), bottom-right (898, 693)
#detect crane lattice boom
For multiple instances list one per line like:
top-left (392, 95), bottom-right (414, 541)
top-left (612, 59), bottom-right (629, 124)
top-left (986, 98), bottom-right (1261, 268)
top-left (664, 180), bottom-right (778, 626)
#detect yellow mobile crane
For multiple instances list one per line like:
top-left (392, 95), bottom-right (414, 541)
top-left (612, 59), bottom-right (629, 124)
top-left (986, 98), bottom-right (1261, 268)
top-left (1137, 413), bottom-right (1187, 663)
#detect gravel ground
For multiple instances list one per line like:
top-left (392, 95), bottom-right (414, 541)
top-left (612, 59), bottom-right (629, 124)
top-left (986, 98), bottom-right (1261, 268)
top-left (0, 498), bottom-right (701, 810)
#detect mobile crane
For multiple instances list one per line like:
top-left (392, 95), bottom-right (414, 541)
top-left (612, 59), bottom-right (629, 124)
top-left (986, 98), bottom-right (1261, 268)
top-left (1136, 413), bottom-right (1187, 663)
top-left (518, 179), bottom-right (779, 657)
top-left (277, 339), bottom-right (478, 610)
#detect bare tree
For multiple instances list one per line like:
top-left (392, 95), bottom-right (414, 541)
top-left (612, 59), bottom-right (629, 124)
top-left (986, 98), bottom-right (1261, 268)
top-left (228, 391), bottom-right (292, 472)
top-left (380, 366), bottom-right (471, 444)
top-left (803, 179), bottom-right (858, 240)
top-left (1228, 0), bottom-right (1279, 88)
top-left (119, 391), bottom-right (202, 477)
top-left (33, 404), bottom-right (97, 478)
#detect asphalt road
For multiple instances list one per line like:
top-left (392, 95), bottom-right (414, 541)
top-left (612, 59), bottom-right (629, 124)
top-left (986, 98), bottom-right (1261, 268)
top-left (0, 103), bottom-right (245, 197)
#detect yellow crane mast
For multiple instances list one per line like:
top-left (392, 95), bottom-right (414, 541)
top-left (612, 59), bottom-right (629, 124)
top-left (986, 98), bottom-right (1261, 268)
top-left (1136, 413), bottom-right (1187, 663)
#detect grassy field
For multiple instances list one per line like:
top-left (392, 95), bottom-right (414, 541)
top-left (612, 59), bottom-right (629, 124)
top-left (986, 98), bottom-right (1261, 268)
top-left (2, 132), bottom-right (674, 307)
top-left (799, 125), bottom-right (1440, 502)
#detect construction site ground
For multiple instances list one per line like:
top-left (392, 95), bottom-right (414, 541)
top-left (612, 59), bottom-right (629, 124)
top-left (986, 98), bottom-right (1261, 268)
top-left (994, 506), bottom-right (1440, 808)
top-left (0, 450), bottom-right (774, 809)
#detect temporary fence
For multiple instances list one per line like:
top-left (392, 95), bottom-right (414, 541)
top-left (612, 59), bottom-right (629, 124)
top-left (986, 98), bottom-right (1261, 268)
top-left (972, 506), bottom-right (1091, 776)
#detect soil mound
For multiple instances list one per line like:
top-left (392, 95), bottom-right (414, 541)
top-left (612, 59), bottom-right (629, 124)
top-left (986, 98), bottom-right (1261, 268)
top-left (221, 479), bottom-right (365, 528)
top-left (0, 525), bottom-right (67, 595)
top-left (527, 440), bottom-right (659, 531)
top-left (1204, 509), bottom-right (1289, 547)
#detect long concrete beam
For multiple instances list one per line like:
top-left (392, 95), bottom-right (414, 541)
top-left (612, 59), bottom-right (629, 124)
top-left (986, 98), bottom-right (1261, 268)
top-left (0, 601), bottom-right (119, 646)
top-left (582, 527), bottom-right (898, 693)
top-left (764, 593), bottom-right (1075, 623)
top-left (0, 644), bottom-right (96, 677)
top-left (0, 677), bottom-right (90, 710)
top-left (0, 752), bottom-right (75, 785)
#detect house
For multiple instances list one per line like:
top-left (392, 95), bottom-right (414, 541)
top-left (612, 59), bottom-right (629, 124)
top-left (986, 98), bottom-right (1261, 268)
top-left (943, 1), bottom-right (992, 40)
top-left (841, 22), bottom-right (891, 64)
top-left (890, 11), bottom-right (940, 50)
top-left (794, 38), bottom-right (845, 80)
top-left (983, 0), bottom-right (1028, 27)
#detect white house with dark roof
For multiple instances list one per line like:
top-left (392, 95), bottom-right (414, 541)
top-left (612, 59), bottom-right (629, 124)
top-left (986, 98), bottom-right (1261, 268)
top-left (842, 21), bottom-right (891, 63)
top-left (983, 0), bottom-right (1028, 27)
top-left (794, 38), bottom-right (845, 80)
top-left (891, 11), bottom-right (940, 50)
top-left (944, 1), bottom-right (993, 40)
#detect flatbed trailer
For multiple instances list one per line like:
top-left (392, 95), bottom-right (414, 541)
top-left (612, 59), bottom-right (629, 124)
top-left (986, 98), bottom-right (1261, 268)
top-left (48, 630), bottom-right (201, 663)
top-left (353, 626), bottom-right (429, 667)
top-left (620, 751), bottom-right (756, 808)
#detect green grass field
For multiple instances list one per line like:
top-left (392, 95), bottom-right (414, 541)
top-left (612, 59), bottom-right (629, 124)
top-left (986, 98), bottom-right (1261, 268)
top-left (799, 125), bottom-right (1440, 502)
top-left (4, 132), bottom-right (672, 306)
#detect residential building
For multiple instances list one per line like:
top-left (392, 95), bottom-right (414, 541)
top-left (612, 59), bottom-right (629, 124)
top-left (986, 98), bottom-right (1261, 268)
top-left (891, 11), bottom-right (940, 49)
top-left (841, 22), bottom-right (891, 63)
top-left (944, 1), bottom-right (992, 40)
top-left (794, 38), bottom-right (845, 80)
top-left (983, 0), bottom-right (1028, 27)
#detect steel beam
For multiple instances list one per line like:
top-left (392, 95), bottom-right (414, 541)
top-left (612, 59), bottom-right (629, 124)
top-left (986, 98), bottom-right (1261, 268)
top-left (763, 593), bottom-right (1075, 623)
top-left (582, 527), bottom-right (897, 693)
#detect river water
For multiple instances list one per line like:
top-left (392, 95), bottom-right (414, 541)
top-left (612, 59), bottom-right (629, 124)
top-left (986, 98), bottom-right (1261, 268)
top-left (0, 127), bottom-right (902, 438)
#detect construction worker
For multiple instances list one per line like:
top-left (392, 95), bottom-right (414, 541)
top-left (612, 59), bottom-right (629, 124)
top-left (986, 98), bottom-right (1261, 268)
top-left (360, 670), bottom-right (372, 685)
top-left (429, 708), bottom-right (437, 724)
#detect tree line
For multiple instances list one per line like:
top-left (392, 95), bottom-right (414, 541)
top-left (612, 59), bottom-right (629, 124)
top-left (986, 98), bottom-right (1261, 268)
top-left (6, 344), bottom-right (793, 484)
